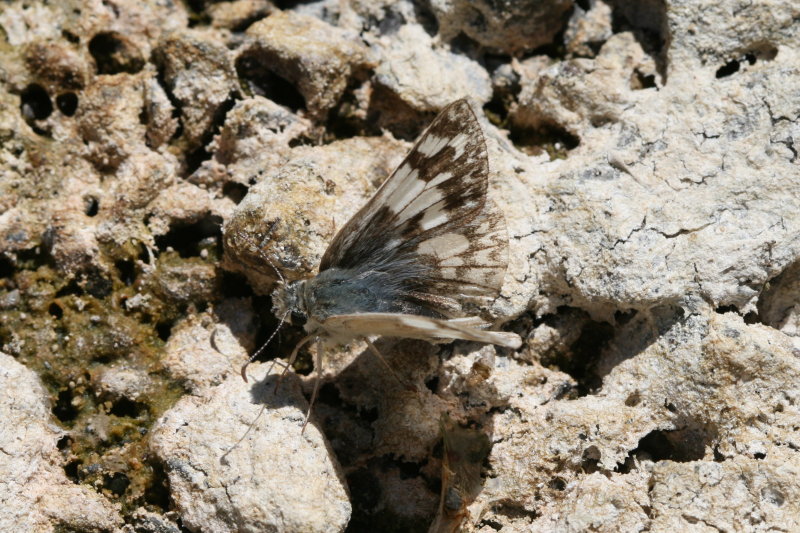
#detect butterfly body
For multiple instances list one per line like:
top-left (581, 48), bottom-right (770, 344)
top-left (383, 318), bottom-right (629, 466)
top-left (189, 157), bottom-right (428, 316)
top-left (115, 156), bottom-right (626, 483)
top-left (268, 98), bottom-right (521, 358)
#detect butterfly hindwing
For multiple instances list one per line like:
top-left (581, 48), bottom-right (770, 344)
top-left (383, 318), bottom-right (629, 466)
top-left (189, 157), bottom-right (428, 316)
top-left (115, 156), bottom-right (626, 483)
top-left (322, 313), bottom-right (522, 349)
top-left (318, 99), bottom-right (509, 317)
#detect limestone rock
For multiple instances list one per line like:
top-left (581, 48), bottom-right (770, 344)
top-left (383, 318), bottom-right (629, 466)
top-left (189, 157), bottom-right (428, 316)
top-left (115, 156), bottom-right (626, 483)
top-left (150, 363), bottom-right (351, 533)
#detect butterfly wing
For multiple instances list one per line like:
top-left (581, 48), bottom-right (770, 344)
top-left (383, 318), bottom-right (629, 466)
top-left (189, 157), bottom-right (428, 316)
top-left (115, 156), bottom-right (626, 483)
top-left (322, 313), bottom-right (522, 349)
top-left (319, 99), bottom-right (508, 317)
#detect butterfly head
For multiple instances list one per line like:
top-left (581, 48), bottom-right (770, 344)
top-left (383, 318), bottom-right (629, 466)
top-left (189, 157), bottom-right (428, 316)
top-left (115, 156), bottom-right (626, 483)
top-left (271, 279), bottom-right (309, 328)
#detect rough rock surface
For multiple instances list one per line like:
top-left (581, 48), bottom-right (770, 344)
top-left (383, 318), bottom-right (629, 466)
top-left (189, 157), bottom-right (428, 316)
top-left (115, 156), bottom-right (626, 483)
top-left (0, 0), bottom-right (799, 532)
top-left (150, 363), bottom-right (351, 533)
top-left (0, 351), bottom-right (123, 532)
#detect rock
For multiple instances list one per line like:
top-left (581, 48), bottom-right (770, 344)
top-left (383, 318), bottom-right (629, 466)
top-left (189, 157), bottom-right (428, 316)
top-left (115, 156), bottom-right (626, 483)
top-left (0, 351), bottom-right (123, 532)
top-left (208, 0), bottom-right (274, 30)
top-left (242, 11), bottom-right (371, 117)
top-left (162, 298), bottom-right (257, 391)
top-left (154, 30), bottom-right (240, 150)
top-left (222, 135), bottom-right (408, 289)
top-left (194, 96), bottom-right (313, 188)
top-left (370, 24), bottom-right (492, 121)
top-left (429, 0), bottom-right (574, 55)
top-left (150, 363), bottom-right (351, 533)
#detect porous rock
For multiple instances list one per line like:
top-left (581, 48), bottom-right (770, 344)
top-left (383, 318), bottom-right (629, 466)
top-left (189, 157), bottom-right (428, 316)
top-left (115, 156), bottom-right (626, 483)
top-left (371, 23), bottom-right (493, 113)
top-left (243, 11), bottom-right (371, 117)
top-left (0, 351), bottom-right (123, 532)
top-left (150, 363), bottom-right (351, 533)
top-left (429, 0), bottom-right (574, 55)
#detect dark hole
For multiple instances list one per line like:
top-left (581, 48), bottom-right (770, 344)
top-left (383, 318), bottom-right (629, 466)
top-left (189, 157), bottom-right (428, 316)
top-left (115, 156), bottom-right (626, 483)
top-left (56, 92), bottom-right (79, 116)
top-left (625, 391), bottom-right (641, 407)
top-left (144, 461), bottom-right (172, 509)
top-left (581, 446), bottom-right (600, 473)
top-left (53, 389), bottom-right (80, 422)
top-left (633, 430), bottom-right (673, 461)
top-left (57, 435), bottom-right (72, 450)
top-left (360, 406), bottom-right (379, 423)
top-left (156, 321), bottom-right (172, 341)
top-left (743, 311), bottom-right (759, 324)
top-left (89, 32), bottom-right (145, 75)
top-left (715, 59), bottom-right (740, 78)
top-left (84, 271), bottom-right (113, 299)
top-left (55, 280), bottom-right (83, 298)
top-left (745, 53), bottom-right (756, 65)
top-left (109, 397), bottom-right (144, 418)
top-left (221, 272), bottom-right (253, 298)
top-left (64, 459), bottom-right (81, 482)
top-left (236, 53), bottom-right (305, 112)
top-left (509, 122), bottom-right (580, 158)
top-left (318, 382), bottom-right (342, 405)
top-left (632, 69), bottom-right (656, 90)
top-left (631, 427), bottom-right (710, 463)
top-left (62, 30), bottom-right (80, 43)
top-left (754, 451), bottom-right (766, 460)
top-left (715, 305), bottom-right (738, 314)
top-left (115, 259), bottom-right (136, 286)
top-left (48, 302), bottom-right (63, 319)
top-left (0, 255), bottom-right (14, 278)
top-left (575, 0), bottom-right (591, 9)
top-left (561, 320), bottom-right (614, 395)
top-left (103, 472), bottom-right (131, 496)
top-left (548, 477), bottom-right (567, 491)
top-left (84, 196), bottom-right (99, 217)
top-left (20, 84), bottom-right (53, 121)
top-left (424, 376), bottom-right (439, 393)
top-left (346, 468), bottom-right (382, 513)
top-left (222, 182), bottom-right (249, 204)
top-left (396, 460), bottom-right (422, 480)
top-left (154, 215), bottom-right (223, 258)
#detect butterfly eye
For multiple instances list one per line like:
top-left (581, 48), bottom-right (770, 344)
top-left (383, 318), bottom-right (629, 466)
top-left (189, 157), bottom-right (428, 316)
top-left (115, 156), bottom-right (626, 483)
top-left (290, 311), bottom-right (307, 327)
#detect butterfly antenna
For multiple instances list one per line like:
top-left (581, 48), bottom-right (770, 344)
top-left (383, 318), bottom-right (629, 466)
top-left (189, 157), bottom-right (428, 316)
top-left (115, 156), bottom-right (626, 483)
top-left (241, 309), bottom-right (290, 383)
top-left (233, 229), bottom-right (285, 284)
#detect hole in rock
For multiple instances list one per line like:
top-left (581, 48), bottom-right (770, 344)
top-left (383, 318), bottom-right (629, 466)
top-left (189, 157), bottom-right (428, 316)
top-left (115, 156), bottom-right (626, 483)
top-left (509, 121), bottom-right (580, 158)
top-left (56, 92), bottom-right (79, 116)
top-left (154, 215), bottom-right (223, 258)
top-left (84, 196), bottom-right (99, 217)
top-left (20, 84), bottom-right (53, 121)
top-left (144, 460), bottom-right (172, 509)
top-left (236, 53), bottom-right (305, 112)
top-left (109, 397), bottom-right (145, 418)
top-left (64, 459), bottom-right (81, 482)
top-left (628, 425), bottom-right (713, 464)
top-left (156, 321), bottom-right (173, 341)
top-left (53, 389), bottom-right (80, 422)
top-left (89, 32), bottom-right (145, 75)
top-left (103, 472), bottom-right (131, 496)
top-left (222, 182), bottom-right (248, 204)
top-left (48, 302), bottom-right (63, 319)
top-left (115, 259), bottom-right (136, 286)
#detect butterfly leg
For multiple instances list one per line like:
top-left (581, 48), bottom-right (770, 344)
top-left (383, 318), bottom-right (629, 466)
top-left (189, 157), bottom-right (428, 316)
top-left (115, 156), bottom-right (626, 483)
top-left (301, 339), bottom-right (324, 433)
top-left (364, 338), bottom-right (418, 393)
top-left (273, 333), bottom-right (315, 395)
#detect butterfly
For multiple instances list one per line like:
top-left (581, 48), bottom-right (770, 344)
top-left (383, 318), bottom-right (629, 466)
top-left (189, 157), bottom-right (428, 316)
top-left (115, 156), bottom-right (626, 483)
top-left (240, 98), bottom-right (521, 428)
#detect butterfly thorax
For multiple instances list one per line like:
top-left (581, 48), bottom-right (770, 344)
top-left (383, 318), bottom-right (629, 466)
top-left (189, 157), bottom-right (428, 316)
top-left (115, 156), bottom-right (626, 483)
top-left (272, 264), bottom-right (438, 335)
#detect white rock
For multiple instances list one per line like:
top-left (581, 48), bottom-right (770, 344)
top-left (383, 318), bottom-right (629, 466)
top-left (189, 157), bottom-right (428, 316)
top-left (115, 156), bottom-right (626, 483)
top-left (150, 363), bottom-right (351, 532)
top-left (0, 352), bottom-right (123, 532)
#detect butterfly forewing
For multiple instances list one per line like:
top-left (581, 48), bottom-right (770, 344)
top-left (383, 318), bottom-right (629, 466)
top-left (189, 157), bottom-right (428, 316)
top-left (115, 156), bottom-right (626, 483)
top-left (318, 99), bottom-right (509, 317)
